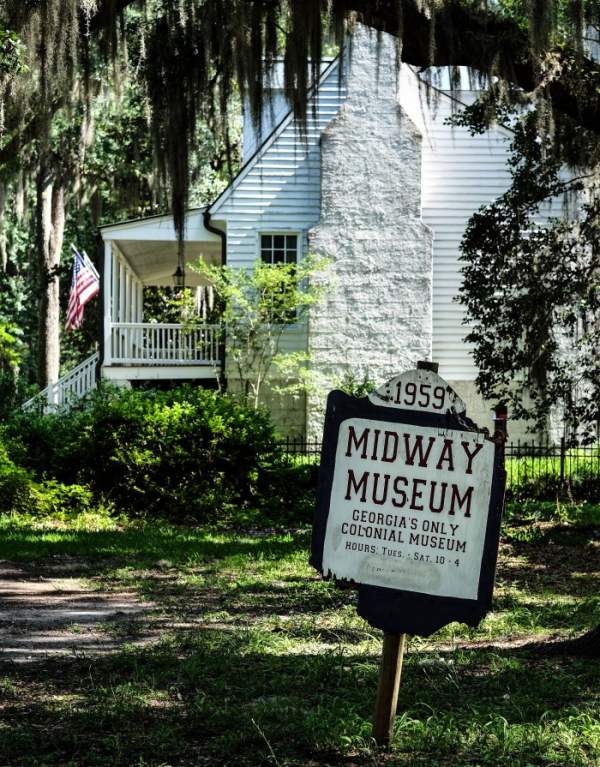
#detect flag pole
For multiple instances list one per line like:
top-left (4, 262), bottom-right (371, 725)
top-left (71, 242), bottom-right (99, 280)
top-left (83, 250), bottom-right (100, 280)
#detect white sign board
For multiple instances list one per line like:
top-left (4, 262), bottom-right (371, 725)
top-left (311, 365), bottom-right (505, 636)
top-left (321, 418), bottom-right (494, 600)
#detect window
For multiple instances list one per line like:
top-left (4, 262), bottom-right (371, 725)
top-left (260, 233), bottom-right (298, 265)
top-left (259, 233), bottom-right (299, 323)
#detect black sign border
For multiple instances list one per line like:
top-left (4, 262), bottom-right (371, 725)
top-left (310, 390), bottom-right (506, 637)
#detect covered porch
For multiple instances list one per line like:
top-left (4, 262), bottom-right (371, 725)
top-left (100, 209), bottom-right (225, 381)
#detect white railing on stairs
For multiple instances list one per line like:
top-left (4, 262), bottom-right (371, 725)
top-left (22, 352), bottom-right (99, 413)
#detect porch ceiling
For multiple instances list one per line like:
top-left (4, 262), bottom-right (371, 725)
top-left (115, 240), bottom-right (222, 287)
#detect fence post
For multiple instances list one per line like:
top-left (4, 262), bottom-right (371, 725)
top-left (559, 436), bottom-right (566, 487)
top-left (492, 404), bottom-right (508, 459)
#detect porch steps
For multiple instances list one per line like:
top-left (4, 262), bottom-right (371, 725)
top-left (22, 352), bottom-right (99, 413)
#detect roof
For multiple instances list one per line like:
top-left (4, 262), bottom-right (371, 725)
top-left (207, 55), bottom-right (341, 217)
top-left (99, 207), bottom-right (207, 235)
top-left (99, 61), bottom-right (514, 238)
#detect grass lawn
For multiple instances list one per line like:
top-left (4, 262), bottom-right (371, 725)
top-left (0, 508), bottom-right (598, 767)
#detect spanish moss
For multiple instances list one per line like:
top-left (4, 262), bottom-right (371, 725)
top-left (1, 0), bottom-right (600, 244)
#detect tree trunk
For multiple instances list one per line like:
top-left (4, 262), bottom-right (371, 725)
top-left (36, 169), bottom-right (66, 389)
top-left (533, 625), bottom-right (600, 658)
top-left (0, 182), bottom-right (6, 271)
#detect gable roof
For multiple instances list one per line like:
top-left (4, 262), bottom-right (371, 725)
top-left (208, 58), bottom-right (519, 221)
top-left (100, 207), bottom-right (204, 235)
top-left (207, 55), bottom-right (342, 217)
top-left (99, 207), bottom-right (220, 245)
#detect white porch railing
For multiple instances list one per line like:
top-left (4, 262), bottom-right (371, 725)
top-left (22, 352), bottom-right (99, 412)
top-left (110, 323), bottom-right (221, 365)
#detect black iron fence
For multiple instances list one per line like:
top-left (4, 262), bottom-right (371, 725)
top-left (504, 439), bottom-right (600, 499)
top-left (278, 437), bottom-right (600, 499)
top-left (277, 437), bottom-right (322, 465)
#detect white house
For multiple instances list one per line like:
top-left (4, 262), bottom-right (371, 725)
top-left (38, 25), bottom-right (538, 439)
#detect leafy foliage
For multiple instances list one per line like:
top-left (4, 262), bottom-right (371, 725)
top-left (193, 255), bottom-right (330, 409)
top-left (0, 321), bottom-right (20, 373)
top-left (0, 435), bottom-right (35, 514)
top-left (0, 321), bottom-right (28, 418)
top-left (457, 110), bottom-right (599, 441)
top-left (334, 370), bottom-right (378, 398)
top-left (3, 1), bottom-right (600, 250)
top-left (0, 431), bottom-right (94, 516)
top-left (0, 3), bottom-right (241, 391)
top-left (0, 28), bottom-right (27, 77)
top-left (6, 385), bottom-right (284, 521)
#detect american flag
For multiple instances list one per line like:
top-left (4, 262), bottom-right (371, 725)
top-left (66, 245), bottom-right (100, 331)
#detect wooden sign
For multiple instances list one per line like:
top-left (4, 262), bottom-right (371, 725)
top-left (311, 365), bottom-right (506, 637)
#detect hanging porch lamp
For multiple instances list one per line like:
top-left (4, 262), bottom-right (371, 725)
top-left (173, 242), bottom-right (186, 289)
top-left (172, 264), bottom-right (185, 288)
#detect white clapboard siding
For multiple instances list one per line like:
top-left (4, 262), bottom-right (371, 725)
top-left (212, 59), bottom-right (346, 354)
top-left (242, 59), bottom-right (337, 163)
top-left (419, 90), bottom-right (563, 381)
top-left (219, 60), bottom-right (566, 376)
top-left (222, 63), bottom-right (522, 370)
top-left (242, 92), bottom-right (290, 163)
top-left (419, 91), bottom-right (514, 381)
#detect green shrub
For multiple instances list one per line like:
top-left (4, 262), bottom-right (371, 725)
top-left (0, 437), bottom-right (37, 514)
top-left (5, 385), bottom-right (283, 521)
top-left (504, 498), bottom-right (600, 526)
top-left (0, 432), bottom-right (94, 516)
top-left (258, 462), bottom-right (319, 525)
top-left (35, 480), bottom-right (95, 516)
top-left (334, 370), bottom-right (377, 398)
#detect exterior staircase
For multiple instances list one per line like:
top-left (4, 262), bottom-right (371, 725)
top-left (22, 352), bottom-right (99, 413)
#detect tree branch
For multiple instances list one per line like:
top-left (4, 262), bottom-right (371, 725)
top-left (88, 0), bottom-right (139, 35)
top-left (346, 0), bottom-right (600, 136)
top-left (0, 0), bottom-right (137, 172)
top-left (4, 0), bottom-right (600, 177)
top-left (0, 99), bottom-right (63, 171)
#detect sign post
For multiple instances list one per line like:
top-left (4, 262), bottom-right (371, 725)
top-left (373, 632), bottom-right (406, 746)
top-left (311, 362), bottom-right (506, 747)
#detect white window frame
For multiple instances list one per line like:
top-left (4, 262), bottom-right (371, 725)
top-left (258, 231), bottom-right (301, 265)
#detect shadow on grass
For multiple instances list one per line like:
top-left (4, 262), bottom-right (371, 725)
top-left (498, 565), bottom-right (600, 598)
top-left (497, 526), bottom-right (600, 600)
top-left (1, 628), bottom-right (598, 767)
top-left (223, 580), bottom-right (354, 618)
top-left (0, 521), bottom-right (310, 571)
top-left (491, 593), bottom-right (600, 632)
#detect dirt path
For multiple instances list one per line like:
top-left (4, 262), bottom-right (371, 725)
top-left (0, 561), bottom-right (153, 664)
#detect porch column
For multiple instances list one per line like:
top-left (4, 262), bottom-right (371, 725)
top-left (111, 249), bottom-right (119, 322)
top-left (131, 277), bottom-right (138, 324)
top-left (125, 269), bottom-right (132, 322)
top-left (103, 241), bottom-right (113, 366)
top-left (137, 283), bottom-right (143, 322)
top-left (119, 261), bottom-right (126, 322)
top-left (131, 277), bottom-right (139, 359)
